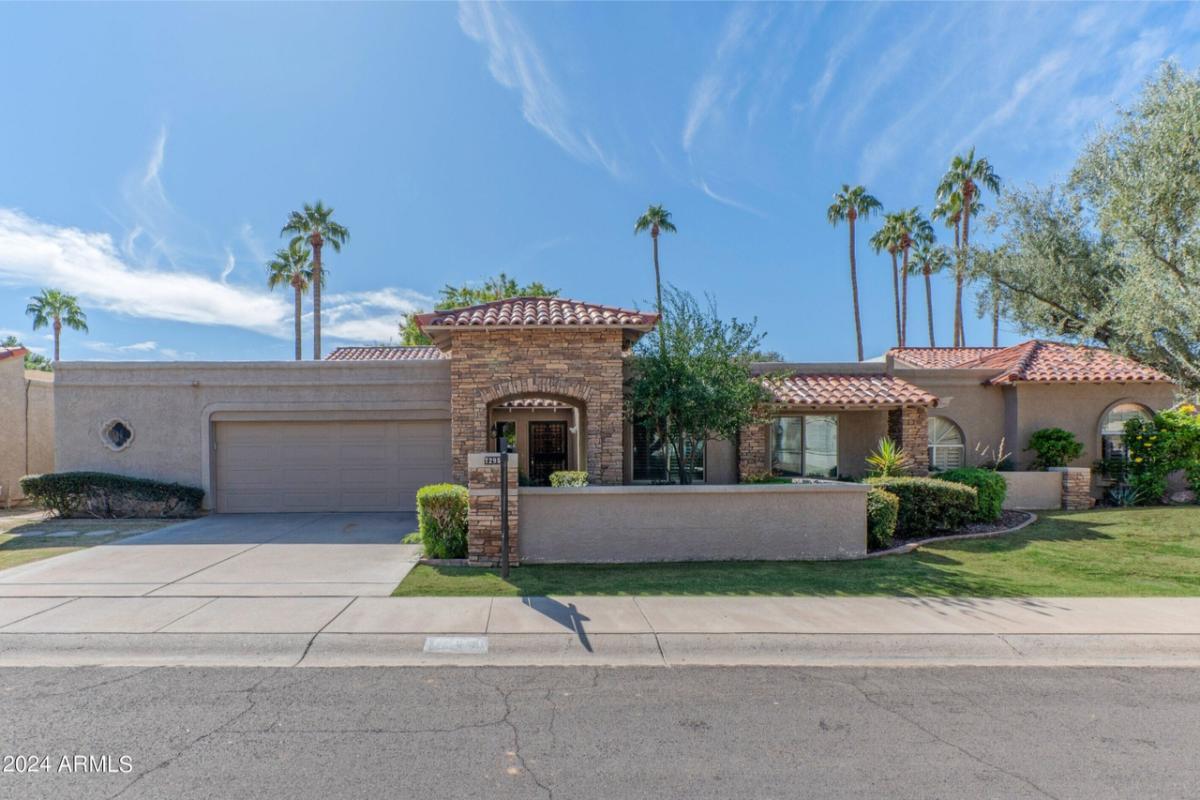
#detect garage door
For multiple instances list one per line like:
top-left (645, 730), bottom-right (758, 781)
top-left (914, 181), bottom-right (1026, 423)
top-left (213, 420), bottom-right (451, 513)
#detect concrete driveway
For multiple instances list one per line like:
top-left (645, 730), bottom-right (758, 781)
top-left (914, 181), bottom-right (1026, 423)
top-left (0, 513), bottom-right (421, 597)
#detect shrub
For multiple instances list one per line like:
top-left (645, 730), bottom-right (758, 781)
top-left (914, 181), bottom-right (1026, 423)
top-left (548, 470), bottom-right (589, 487)
top-left (19, 471), bottom-right (204, 518)
top-left (867, 488), bottom-right (899, 550)
top-left (415, 483), bottom-right (469, 559)
top-left (864, 476), bottom-right (977, 537)
top-left (933, 467), bottom-right (1007, 522)
top-left (1026, 428), bottom-right (1083, 470)
top-left (865, 437), bottom-right (914, 477)
top-left (1123, 405), bottom-right (1200, 504)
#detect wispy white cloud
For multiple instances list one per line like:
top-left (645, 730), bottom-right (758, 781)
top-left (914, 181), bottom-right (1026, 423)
top-left (82, 339), bottom-right (197, 361)
top-left (457, 1), bottom-right (623, 177)
top-left (694, 178), bottom-right (767, 218)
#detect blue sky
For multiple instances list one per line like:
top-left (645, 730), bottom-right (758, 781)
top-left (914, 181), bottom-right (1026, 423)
top-left (1, 2), bottom-right (1198, 362)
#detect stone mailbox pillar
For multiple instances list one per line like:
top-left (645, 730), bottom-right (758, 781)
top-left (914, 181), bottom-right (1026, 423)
top-left (467, 452), bottom-right (519, 566)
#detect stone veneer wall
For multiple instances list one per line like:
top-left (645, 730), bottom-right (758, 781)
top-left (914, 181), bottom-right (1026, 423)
top-left (737, 423), bottom-right (770, 481)
top-left (1050, 467), bottom-right (1094, 511)
top-left (467, 453), bottom-right (519, 566)
top-left (449, 329), bottom-right (627, 485)
top-left (887, 406), bottom-right (929, 475)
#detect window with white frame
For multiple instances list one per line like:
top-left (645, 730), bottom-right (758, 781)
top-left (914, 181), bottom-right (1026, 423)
top-left (928, 416), bottom-right (965, 470)
top-left (1100, 403), bottom-right (1152, 461)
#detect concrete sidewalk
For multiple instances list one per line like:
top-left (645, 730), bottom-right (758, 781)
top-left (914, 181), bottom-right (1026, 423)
top-left (2, 595), bottom-right (1199, 667)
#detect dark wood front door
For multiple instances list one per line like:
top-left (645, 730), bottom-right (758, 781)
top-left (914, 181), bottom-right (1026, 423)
top-left (528, 421), bottom-right (568, 485)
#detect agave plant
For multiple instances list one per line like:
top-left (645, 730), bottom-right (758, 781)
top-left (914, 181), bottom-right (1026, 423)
top-left (866, 437), bottom-right (915, 478)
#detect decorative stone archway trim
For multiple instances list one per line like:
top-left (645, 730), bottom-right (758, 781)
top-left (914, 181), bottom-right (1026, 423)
top-left (479, 377), bottom-right (595, 406)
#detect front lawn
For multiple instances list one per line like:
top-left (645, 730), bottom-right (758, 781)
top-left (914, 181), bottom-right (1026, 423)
top-left (0, 511), bottom-right (174, 572)
top-left (392, 507), bottom-right (1200, 597)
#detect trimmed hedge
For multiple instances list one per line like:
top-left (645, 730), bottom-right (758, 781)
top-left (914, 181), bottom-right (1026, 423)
top-left (19, 471), bottom-right (204, 518)
top-left (933, 467), bottom-right (1007, 522)
top-left (865, 476), bottom-right (977, 537)
top-left (549, 470), bottom-right (589, 487)
top-left (416, 483), bottom-right (469, 559)
top-left (867, 488), bottom-right (900, 550)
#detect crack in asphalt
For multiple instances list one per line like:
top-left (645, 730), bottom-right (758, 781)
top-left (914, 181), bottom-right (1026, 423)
top-left (473, 669), bottom-right (554, 800)
top-left (841, 672), bottom-right (1063, 800)
top-left (104, 669), bottom-right (280, 800)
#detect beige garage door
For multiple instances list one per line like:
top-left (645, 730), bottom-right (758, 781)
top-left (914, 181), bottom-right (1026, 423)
top-left (213, 420), bottom-right (451, 513)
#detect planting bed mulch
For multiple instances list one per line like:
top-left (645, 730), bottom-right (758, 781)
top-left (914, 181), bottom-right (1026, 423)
top-left (867, 510), bottom-right (1037, 557)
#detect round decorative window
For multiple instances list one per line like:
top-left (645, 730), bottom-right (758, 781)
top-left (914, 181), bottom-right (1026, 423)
top-left (100, 419), bottom-right (134, 452)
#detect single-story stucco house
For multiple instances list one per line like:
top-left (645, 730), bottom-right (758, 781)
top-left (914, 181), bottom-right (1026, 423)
top-left (40, 297), bottom-right (1175, 517)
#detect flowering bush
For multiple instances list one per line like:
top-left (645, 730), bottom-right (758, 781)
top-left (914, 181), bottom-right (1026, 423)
top-left (1123, 403), bottom-right (1200, 504)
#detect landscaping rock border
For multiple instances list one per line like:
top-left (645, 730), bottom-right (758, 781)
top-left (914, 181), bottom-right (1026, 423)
top-left (863, 511), bottom-right (1038, 559)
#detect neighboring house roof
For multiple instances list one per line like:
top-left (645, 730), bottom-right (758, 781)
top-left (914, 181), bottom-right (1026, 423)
top-left (0, 346), bottom-right (27, 362)
top-left (957, 340), bottom-right (1173, 385)
top-left (324, 346), bottom-right (447, 362)
top-left (414, 297), bottom-right (659, 330)
top-left (888, 346), bottom-right (1004, 368)
top-left (766, 374), bottom-right (938, 409)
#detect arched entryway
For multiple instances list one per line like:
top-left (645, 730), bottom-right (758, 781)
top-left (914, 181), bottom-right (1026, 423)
top-left (488, 391), bottom-right (587, 485)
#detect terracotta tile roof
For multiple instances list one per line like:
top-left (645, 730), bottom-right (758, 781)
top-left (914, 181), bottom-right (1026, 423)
top-left (0, 346), bottom-right (27, 362)
top-left (766, 373), bottom-right (938, 408)
top-left (324, 346), bottom-right (447, 362)
top-left (888, 347), bottom-right (1005, 368)
top-left (414, 297), bottom-right (658, 330)
top-left (957, 340), bottom-right (1172, 385)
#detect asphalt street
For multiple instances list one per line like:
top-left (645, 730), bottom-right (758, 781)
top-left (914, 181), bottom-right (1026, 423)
top-left (1, 666), bottom-right (1198, 799)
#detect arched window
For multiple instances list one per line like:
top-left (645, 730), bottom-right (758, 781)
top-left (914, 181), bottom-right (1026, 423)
top-left (1100, 403), bottom-right (1152, 460)
top-left (928, 417), bottom-right (965, 470)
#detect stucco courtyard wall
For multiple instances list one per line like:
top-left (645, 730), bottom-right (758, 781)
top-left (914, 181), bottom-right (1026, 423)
top-left (0, 358), bottom-right (54, 505)
top-left (1001, 471), bottom-right (1064, 510)
top-left (519, 483), bottom-right (869, 562)
top-left (54, 361), bottom-right (451, 507)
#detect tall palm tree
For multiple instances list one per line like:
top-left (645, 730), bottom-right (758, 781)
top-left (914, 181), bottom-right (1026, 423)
top-left (281, 201), bottom-right (349, 360)
top-left (266, 240), bottom-right (317, 361)
top-left (931, 191), bottom-right (979, 346)
top-left (894, 208), bottom-right (934, 347)
top-left (937, 149), bottom-right (1000, 347)
top-left (827, 184), bottom-right (882, 361)
top-left (25, 288), bottom-right (88, 361)
top-left (633, 204), bottom-right (676, 358)
top-left (909, 243), bottom-right (949, 346)
top-left (870, 214), bottom-right (904, 347)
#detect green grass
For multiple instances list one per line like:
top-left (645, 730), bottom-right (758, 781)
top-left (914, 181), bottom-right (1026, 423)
top-left (0, 512), bottom-right (174, 572)
top-left (392, 507), bottom-right (1200, 597)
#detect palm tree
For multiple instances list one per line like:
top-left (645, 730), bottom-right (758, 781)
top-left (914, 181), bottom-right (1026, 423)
top-left (937, 149), bottom-right (1000, 347)
top-left (909, 243), bottom-right (949, 346)
top-left (870, 214), bottom-right (904, 347)
top-left (894, 208), bottom-right (934, 347)
top-left (633, 204), bottom-right (677, 358)
top-left (281, 201), bottom-right (349, 360)
top-left (827, 185), bottom-right (882, 361)
top-left (25, 288), bottom-right (88, 361)
top-left (266, 240), bottom-right (317, 361)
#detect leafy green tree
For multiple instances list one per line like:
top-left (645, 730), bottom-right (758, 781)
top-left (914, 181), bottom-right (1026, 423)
top-left (870, 214), bottom-right (904, 347)
top-left (399, 273), bottom-right (560, 345)
top-left (281, 201), bottom-right (349, 360)
top-left (634, 204), bottom-right (677, 357)
top-left (0, 335), bottom-right (51, 371)
top-left (266, 240), bottom-right (318, 361)
top-left (25, 288), bottom-right (87, 361)
top-left (981, 63), bottom-right (1200, 387)
top-left (909, 242), bottom-right (950, 346)
top-left (827, 184), bottom-right (882, 361)
top-left (628, 287), bottom-right (772, 484)
top-left (937, 149), bottom-right (1000, 346)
